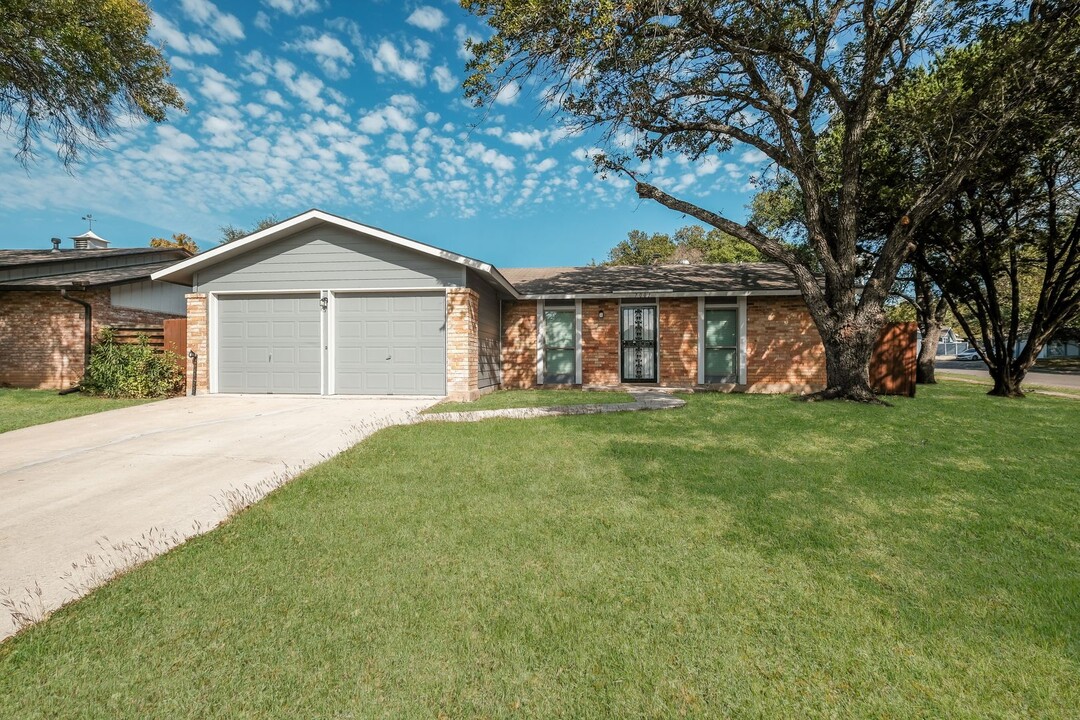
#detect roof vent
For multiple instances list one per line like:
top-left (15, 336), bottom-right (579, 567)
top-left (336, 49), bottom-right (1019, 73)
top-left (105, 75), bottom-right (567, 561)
top-left (70, 230), bottom-right (109, 250)
top-left (50, 237), bottom-right (62, 253)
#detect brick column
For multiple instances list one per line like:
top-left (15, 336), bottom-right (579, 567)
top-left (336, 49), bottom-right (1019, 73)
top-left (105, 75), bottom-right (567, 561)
top-left (581, 299), bottom-right (620, 385)
top-left (501, 300), bottom-right (539, 389)
top-left (186, 293), bottom-right (209, 395)
top-left (445, 288), bottom-right (479, 400)
top-left (659, 298), bottom-right (699, 386)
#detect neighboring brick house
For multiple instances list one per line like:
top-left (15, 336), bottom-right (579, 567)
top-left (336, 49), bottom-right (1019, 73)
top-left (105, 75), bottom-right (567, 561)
top-left (0, 235), bottom-right (190, 389)
top-left (151, 209), bottom-right (837, 401)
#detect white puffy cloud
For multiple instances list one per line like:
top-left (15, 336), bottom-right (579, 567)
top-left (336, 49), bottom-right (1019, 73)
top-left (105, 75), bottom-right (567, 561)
top-left (202, 115), bottom-right (243, 147)
top-left (406, 6), bottom-right (448, 32)
top-left (454, 24), bottom-right (480, 60)
top-left (198, 68), bottom-right (240, 106)
top-left (273, 59), bottom-right (326, 111)
top-left (367, 39), bottom-right (427, 85)
top-left (357, 95), bottom-right (421, 134)
top-left (465, 142), bottom-right (514, 173)
top-left (532, 158), bottom-right (558, 173)
top-left (179, 0), bottom-right (244, 42)
top-left (695, 156), bottom-right (721, 176)
top-left (254, 11), bottom-right (272, 32)
top-left (383, 155), bottom-right (411, 174)
top-left (262, 89), bottom-right (289, 107)
top-left (289, 31), bottom-right (354, 79)
top-left (493, 81), bottom-right (520, 106)
top-left (504, 129), bottom-right (544, 150)
top-left (156, 126), bottom-right (199, 152)
top-left (263, 0), bottom-right (324, 16)
top-left (571, 147), bottom-right (603, 162)
top-left (150, 13), bottom-right (219, 55)
top-left (740, 148), bottom-right (768, 164)
top-left (431, 65), bottom-right (457, 93)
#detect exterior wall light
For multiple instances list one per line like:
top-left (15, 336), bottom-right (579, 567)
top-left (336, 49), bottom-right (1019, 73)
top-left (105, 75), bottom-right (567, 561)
top-left (598, 309), bottom-right (605, 319)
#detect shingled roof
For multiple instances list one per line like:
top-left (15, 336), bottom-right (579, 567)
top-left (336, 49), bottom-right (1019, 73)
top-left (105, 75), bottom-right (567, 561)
top-left (0, 247), bottom-right (191, 290)
top-left (0, 261), bottom-right (184, 290)
top-left (500, 263), bottom-right (803, 297)
top-left (0, 248), bottom-right (170, 268)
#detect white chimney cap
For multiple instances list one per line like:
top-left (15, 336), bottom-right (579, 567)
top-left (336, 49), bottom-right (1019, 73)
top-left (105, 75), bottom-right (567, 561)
top-left (70, 230), bottom-right (109, 249)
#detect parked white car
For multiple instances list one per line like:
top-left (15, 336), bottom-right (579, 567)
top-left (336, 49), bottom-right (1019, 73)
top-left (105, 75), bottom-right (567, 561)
top-left (954, 348), bottom-right (983, 361)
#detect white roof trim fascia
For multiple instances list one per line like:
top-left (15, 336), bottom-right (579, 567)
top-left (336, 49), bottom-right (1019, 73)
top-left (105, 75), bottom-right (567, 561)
top-left (152, 209), bottom-right (522, 299)
top-left (518, 289), bottom-right (804, 300)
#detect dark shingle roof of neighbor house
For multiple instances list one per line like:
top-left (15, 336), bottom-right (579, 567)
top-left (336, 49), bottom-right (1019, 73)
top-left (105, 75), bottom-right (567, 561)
top-left (0, 248), bottom-right (171, 268)
top-left (500, 263), bottom-right (803, 296)
top-left (0, 260), bottom-right (184, 289)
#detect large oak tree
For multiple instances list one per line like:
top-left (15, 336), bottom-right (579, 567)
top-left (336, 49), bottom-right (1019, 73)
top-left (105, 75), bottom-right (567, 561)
top-left (0, 0), bottom-right (183, 167)
top-left (464, 0), bottom-right (1070, 401)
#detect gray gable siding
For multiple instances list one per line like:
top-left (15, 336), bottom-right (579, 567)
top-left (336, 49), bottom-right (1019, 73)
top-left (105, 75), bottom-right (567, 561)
top-left (111, 280), bottom-right (188, 316)
top-left (0, 252), bottom-right (175, 284)
top-left (195, 224), bottom-right (464, 292)
top-left (468, 269), bottom-right (502, 390)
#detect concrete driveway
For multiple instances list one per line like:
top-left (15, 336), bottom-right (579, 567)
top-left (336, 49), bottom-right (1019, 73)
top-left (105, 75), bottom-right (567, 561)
top-left (0, 394), bottom-right (437, 640)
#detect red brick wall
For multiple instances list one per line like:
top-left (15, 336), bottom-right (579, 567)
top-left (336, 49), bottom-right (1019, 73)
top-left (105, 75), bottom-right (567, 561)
top-left (581, 299), bottom-right (620, 385)
top-left (745, 296), bottom-right (826, 393)
top-left (659, 298), bottom-right (698, 386)
top-left (497, 295), bottom-right (825, 395)
top-left (0, 288), bottom-right (181, 390)
top-left (501, 299), bottom-right (538, 389)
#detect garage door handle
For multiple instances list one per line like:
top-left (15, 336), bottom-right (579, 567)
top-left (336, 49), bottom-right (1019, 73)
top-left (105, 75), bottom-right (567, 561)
top-left (386, 355), bottom-right (391, 360)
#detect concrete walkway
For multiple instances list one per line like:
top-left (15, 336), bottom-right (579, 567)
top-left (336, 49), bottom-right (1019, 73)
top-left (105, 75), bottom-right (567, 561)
top-left (0, 394), bottom-right (437, 640)
top-left (419, 390), bottom-right (686, 423)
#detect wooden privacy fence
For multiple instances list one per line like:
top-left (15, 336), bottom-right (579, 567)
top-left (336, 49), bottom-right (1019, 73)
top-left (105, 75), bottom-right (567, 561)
top-left (109, 319), bottom-right (188, 377)
top-left (111, 326), bottom-right (165, 348)
top-left (870, 322), bottom-right (917, 397)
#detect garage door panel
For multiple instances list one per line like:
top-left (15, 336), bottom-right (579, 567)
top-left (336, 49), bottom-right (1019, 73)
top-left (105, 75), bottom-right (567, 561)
top-left (334, 292), bottom-right (445, 395)
top-left (217, 294), bottom-right (321, 394)
top-left (365, 321), bottom-right (390, 339)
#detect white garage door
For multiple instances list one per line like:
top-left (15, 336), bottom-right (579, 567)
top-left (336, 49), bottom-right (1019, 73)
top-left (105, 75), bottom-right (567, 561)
top-left (334, 292), bottom-right (445, 395)
top-left (217, 294), bottom-right (321, 394)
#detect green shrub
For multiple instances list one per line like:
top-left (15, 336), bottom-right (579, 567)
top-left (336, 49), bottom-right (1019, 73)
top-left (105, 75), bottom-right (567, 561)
top-left (81, 327), bottom-right (184, 398)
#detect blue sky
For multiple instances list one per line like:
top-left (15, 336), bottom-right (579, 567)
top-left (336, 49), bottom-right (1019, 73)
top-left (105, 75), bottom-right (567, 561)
top-left (0, 0), bottom-right (767, 267)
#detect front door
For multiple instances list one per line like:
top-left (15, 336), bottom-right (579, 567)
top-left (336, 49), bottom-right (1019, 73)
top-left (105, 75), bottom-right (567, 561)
top-left (620, 305), bottom-right (657, 382)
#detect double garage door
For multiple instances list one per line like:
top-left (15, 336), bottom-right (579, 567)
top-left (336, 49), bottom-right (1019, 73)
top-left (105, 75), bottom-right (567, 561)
top-left (216, 292), bottom-right (445, 395)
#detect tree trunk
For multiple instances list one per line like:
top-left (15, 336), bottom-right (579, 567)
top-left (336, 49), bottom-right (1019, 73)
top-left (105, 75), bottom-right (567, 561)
top-left (916, 319), bottom-right (942, 384)
top-left (988, 368), bottom-right (1026, 398)
top-left (808, 321), bottom-right (882, 402)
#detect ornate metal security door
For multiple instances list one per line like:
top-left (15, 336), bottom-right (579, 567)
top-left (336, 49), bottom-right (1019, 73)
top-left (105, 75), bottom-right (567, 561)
top-left (620, 305), bottom-right (657, 382)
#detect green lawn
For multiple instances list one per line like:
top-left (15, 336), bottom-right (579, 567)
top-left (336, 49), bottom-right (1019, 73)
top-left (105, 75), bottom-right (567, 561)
top-left (0, 389), bottom-right (151, 434)
top-left (426, 388), bottom-right (635, 413)
top-left (2, 383), bottom-right (1078, 718)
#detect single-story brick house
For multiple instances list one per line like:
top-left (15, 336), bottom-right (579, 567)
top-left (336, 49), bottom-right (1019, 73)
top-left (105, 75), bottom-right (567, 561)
top-left (152, 209), bottom-right (831, 400)
top-left (0, 233), bottom-right (190, 389)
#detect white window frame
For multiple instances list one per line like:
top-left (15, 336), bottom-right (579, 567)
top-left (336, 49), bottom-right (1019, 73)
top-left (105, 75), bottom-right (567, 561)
top-left (537, 299), bottom-right (579, 385)
top-left (698, 296), bottom-right (747, 385)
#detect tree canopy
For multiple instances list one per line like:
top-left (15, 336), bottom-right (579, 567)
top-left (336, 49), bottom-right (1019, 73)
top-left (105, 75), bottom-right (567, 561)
top-left (607, 225), bottom-right (764, 265)
top-left (465, 0), bottom-right (1074, 401)
top-left (219, 216), bottom-right (280, 244)
top-left (150, 233), bottom-right (198, 254)
top-left (0, 0), bottom-right (184, 167)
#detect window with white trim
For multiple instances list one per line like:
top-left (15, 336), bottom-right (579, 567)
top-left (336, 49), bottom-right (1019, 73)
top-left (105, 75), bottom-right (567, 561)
top-left (703, 304), bottom-right (738, 383)
top-left (543, 300), bottom-right (576, 384)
